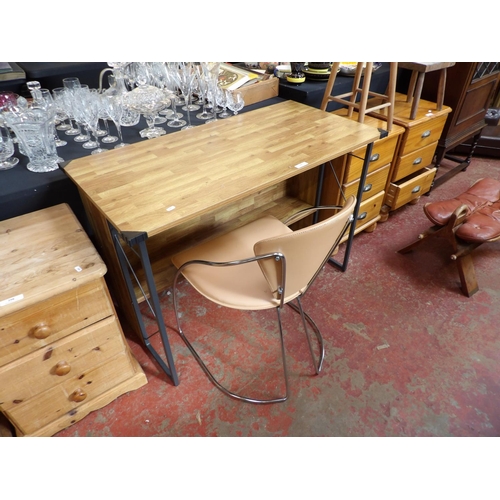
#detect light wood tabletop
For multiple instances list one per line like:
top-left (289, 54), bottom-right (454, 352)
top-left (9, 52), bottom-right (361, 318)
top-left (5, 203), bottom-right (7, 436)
top-left (64, 100), bottom-right (380, 237)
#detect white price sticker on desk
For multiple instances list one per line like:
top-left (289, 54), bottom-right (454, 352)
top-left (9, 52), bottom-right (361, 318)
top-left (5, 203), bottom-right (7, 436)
top-left (294, 162), bottom-right (309, 169)
top-left (0, 294), bottom-right (24, 307)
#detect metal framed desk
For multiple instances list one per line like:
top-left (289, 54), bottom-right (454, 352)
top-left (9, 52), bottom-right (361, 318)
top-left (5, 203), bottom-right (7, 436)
top-left (63, 100), bottom-right (379, 384)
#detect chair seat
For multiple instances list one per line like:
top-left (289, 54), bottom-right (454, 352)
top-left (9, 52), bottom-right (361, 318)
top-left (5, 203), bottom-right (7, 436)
top-left (172, 215), bottom-right (293, 310)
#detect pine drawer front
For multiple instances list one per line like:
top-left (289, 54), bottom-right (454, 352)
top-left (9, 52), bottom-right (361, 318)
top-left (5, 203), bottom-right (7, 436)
top-left (400, 114), bottom-right (448, 155)
top-left (354, 191), bottom-right (385, 230)
top-left (7, 350), bottom-right (143, 437)
top-left (0, 279), bottom-right (114, 368)
top-left (0, 315), bottom-right (127, 407)
top-left (343, 164), bottom-right (390, 203)
top-left (345, 134), bottom-right (400, 183)
top-left (0, 317), bottom-right (143, 436)
top-left (385, 168), bottom-right (437, 210)
top-left (392, 142), bottom-right (438, 182)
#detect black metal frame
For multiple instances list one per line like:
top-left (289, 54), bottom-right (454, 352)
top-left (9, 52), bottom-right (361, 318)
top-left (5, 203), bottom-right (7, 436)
top-left (109, 223), bottom-right (179, 386)
top-left (322, 141), bottom-right (375, 272)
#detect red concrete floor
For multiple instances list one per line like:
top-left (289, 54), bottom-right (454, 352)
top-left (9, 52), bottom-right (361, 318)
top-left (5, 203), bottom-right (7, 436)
top-left (49, 155), bottom-right (500, 438)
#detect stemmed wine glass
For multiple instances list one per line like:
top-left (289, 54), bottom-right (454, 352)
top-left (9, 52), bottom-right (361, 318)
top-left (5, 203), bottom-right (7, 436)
top-left (217, 88), bottom-right (231, 118)
top-left (62, 78), bottom-right (89, 142)
top-left (195, 68), bottom-right (213, 121)
top-left (227, 91), bottom-right (245, 115)
top-left (52, 87), bottom-right (79, 136)
top-left (82, 90), bottom-right (108, 154)
top-left (0, 125), bottom-right (19, 170)
top-left (98, 94), bottom-right (118, 144)
top-left (102, 94), bottom-right (129, 148)
top-left (197, 62), bottom-right (221, 122)
top-left (171, 63), bottom-right (197, 130)
top-left (39, 89), bottom-right (67, 150)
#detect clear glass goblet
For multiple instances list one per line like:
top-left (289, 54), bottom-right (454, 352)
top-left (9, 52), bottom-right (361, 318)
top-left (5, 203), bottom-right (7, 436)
top-left (227, 91), bottom-right (245, 115)
top-left (217, 88), bottom-right (231, 118)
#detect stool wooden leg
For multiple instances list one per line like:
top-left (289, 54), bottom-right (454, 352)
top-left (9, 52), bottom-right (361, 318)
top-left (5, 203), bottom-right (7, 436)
top-left (385, 62), bottom-right (398, 132)
top-left (410, 72), bottom-right (426, 120)
top-left (406, 70), bottom-right (418, 104)
top-left (456, 254), bottom-right (479, 297)
top-left (357, 62), bottom-right (373, 122)
top-left (320, 63), bottom-right (341, 111)
top-left (436, 68), bottom-right (447, 111)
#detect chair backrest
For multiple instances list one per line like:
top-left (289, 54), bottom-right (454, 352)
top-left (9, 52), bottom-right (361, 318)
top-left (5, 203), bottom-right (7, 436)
top-left (254, 195), bottom-right (356, 300)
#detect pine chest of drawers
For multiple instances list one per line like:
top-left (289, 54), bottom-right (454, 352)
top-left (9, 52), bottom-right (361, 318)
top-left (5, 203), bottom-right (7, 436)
top-left (382, 93), bottom-right (451, 214)
top-left (319, 109), bottom-right (405, 238)
top-left (0, 204), bottom-right (147, 437)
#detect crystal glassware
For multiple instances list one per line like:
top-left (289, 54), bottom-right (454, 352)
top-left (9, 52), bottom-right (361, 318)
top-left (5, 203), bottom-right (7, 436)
top-left (171, 63), bottom-right (197, 130)
top-left (122, 84), bottom-right (169, 139)
top-left (0, 91), bottom-right (18, 113)
top-left (63, 79), bottom-right (89, 143)
top-left (0, 125), bottom-right (19, 170)
top-left (217, 88), bottom-right (231, 118)
top-left (227, 91), bottom-right (245, 115)
top-left (101, 94), bottom-right (129, 149)
top-left (4, 104), bottom-right (59, 173)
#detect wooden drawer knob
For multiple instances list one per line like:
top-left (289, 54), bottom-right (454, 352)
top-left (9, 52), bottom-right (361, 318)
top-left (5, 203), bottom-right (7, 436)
top-left (54, 361), bottom-right (71, 376)
top-left (32, 323), bottom-right (51, 339)
top-left (70, 388), bottom-right (87, 402)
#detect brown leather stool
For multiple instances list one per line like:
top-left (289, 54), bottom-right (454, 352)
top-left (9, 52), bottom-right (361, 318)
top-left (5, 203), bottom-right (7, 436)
top-left (398, 178), bottom-right (500, 296)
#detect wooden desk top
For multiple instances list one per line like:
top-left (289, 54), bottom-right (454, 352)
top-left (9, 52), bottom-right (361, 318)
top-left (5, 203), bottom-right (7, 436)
top-left (64, 100), bottom-right (379, 238)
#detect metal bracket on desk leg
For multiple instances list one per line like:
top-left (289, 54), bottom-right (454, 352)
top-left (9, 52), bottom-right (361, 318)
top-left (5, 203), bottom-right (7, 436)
top-left (109, 223), bottom-right (179, 386)
top-left (329, 141), bottom-right (374, 272)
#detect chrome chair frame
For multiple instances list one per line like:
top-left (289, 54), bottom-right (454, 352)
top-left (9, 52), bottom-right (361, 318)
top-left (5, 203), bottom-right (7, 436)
top-left (172, 205), bottom-right (354, 404)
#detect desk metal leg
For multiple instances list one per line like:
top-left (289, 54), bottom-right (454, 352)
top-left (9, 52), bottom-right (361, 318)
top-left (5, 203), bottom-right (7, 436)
top-left (109, 224), bottom-right (179, 386)
top-left (329, 141), bottom-right (374, 272)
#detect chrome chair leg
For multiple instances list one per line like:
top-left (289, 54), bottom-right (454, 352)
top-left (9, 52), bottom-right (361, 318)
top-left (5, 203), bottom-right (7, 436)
top-left (173, 275), bottom-right (289, 404)
top-left (287, 297), bottom-right (325, 374)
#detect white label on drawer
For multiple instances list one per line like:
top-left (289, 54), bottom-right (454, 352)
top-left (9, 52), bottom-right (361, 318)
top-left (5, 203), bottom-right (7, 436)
top-left (0, 294), bottom-right (24, 307)
top-left (166, 205), bottom-right (176, 211)
top-left (294, 162), bottom-right (308, 169)
top-left (75, 266), bottom-right (82, 272)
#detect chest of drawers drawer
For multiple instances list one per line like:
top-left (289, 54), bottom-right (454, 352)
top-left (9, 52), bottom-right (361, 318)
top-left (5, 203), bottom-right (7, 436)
top-left (385, 167), bottom-right (437, 210)
top-left (0, 279), bottom-right (114, 368)
top-left (340, 191), bottom-right (385, 244)
top-left (392, 142), bottom-right (439, 182)
top-left (343, 164), bottom-right (390, 202)
top-left (399, 113), bottom-right (448, 155)
top-left (344, 132), bottom-right (401, 183)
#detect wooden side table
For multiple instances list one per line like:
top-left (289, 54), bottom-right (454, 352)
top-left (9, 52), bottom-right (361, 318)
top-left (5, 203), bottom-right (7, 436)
top-left (0, 204), bottom-right (147, 437)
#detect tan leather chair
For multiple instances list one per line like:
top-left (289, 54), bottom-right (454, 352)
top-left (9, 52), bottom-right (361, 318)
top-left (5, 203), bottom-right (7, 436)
top-left (171, 196), bottom-right (357, 404)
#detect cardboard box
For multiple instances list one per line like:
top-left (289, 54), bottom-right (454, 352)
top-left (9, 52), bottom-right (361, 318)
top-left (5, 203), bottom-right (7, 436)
top-left (238, 77), bottom-right (279, 105)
